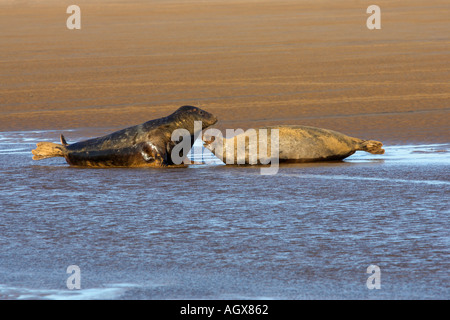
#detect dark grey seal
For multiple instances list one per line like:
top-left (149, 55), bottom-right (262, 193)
top-left (32, 105), bottom-right (217, 167)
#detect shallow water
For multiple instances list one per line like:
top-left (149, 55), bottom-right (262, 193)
top-left (0, 129), bottom-right (448, 300)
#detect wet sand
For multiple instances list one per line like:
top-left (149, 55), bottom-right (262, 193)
top-left (1, 0), bottom-right (449, 144)
top-left (0, 0), bottom-right (449, 301)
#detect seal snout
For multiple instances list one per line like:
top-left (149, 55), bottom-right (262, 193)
top-left (205, 116), bottom-right (218, 129)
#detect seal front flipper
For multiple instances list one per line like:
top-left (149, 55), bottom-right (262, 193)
top-left (139, 142), bottom-right (156, 164)
top-left (140, 141), bottom-right (169, 167)
top-left (142, 127), bottom-right (172, 166)
top-left (155, 149), bottom-right (169, 167)
top-left (153, 150), bottom-right (169, 167)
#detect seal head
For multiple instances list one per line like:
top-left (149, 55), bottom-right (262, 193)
top-left (170, 105), bottom-right (218, 131)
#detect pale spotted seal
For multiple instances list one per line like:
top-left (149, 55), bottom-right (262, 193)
top-left (203, 125), bottom-right (384, 164)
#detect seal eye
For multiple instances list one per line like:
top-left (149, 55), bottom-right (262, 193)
top-left (199, 111), bottom-right (204, 115)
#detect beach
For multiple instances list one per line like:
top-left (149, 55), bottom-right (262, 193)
top-left (0, 0), bottom-right (449, 301)
top-left (0, 0), bottom-right (449, 143)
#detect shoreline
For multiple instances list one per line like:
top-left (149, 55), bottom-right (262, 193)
top-left (0, 113), bottom-right (447, 146)
top-left (1, 126), bottom-right (449, 148)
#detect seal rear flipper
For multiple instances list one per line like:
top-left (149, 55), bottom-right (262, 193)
top-left (32, 142), bottom-right (67, 160)
top-left (358, 140), bottom-right (385, 155)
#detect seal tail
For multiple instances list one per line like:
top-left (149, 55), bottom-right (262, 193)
top-left (60, 134), bottom-right (68, 146)
top-left (358, 139), bottom-right (385, 155)
top-left (32, 141), bottom-right (67, 160)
